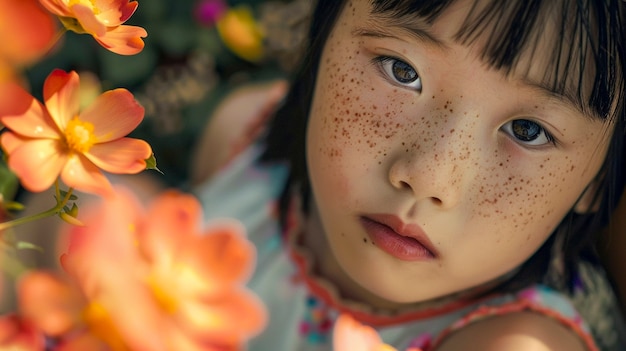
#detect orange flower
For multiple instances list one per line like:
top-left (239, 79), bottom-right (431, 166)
top-left (61, 187), bottom-right (267, 350)
top-left (0, 0), bottom-right (58, 103)
top-left (333, 314), bottom-right (423, 351)
top-left (17, 270), bottom-right (85, 338)
top-left (0, 0), bottom-right (57, 68)
top-left (38, 0), bottom-right (146, 55)
top-left (0, 69), bottom-right (152, 196)
top-left (2, 270), bottom-right (110, 351)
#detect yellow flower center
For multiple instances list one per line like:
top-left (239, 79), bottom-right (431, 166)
top-left (64, 117), bottom-right (97, 153)
top-left (83, 303), bottom-right (127, 351)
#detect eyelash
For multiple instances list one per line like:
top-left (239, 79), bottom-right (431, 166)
top-left (373, 56), bottom-right (422, 92)
top-left (500, 119), bottom-right (557, 148)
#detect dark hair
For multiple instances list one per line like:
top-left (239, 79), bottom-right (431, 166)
top-left (261, 0), bottom-right (626, 290)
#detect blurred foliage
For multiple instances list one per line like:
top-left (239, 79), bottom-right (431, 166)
top-left (24, 0), bottom-right (308, 188)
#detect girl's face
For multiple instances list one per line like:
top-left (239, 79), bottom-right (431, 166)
top-left (306, 0), bottom-right (611, 304)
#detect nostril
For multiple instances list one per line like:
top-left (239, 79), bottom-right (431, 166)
top-left (431, 197), bottom-right (443, 206)
top-left (399, 180), bottom-right (412, 190)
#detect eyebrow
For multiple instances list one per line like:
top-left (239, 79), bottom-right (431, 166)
top-left (521, 78), bottom-right (598, 121)
top-left (352, 18), bottom-right (451, 51)
top-left (353, 16), bottom-right (599, 121)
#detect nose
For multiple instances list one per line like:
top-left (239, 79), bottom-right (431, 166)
top-left (387, 130), bottom-right (473, 209)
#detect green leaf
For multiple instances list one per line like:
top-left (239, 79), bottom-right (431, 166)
top-left (4, 201), bottom-right (25, 211)
top-left (145, 154), bottom-right (163, 174)
top-left (0, 161), bottom-right (19, 202)
top-left (59, 190), bottom-right (78, 201)
top-left (16, 241), bottom-right (44, 253)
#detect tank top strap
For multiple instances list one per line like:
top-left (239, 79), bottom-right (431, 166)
top-left (426, 284), bottom-right (598, 351)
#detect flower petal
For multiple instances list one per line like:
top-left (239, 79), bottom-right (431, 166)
top-left (43, 69), bottom-right (80, 131)
top-left (0, 85), bottom-right (60, 138)
top-left (118, 0), bottom-right (139, 22)
top-left (54, 330), bottom-right (112, 351)
top-left (94, 0), bottom-right (138, 26)
top-left (17, 271), bottom-right (84, 337)
top-left (60, 154), bottom-right (112, 196)
top-left (80, 88), bottom-right (144, 142)
top-left (133, 191), bottom-right (202, 274)
top-left (94, 25), bottom-right (147, 55)
top-left (62, 186), bottom-right (144, 297)
top-left (190, 223), bottom-right (256, 286)
top-left (85, 138), bottom-right (151, 174)
top-left (141, 194), bottom-right (255, 291)
top-left (333, 314), bottom-right (393, 351)
top-left (177, 288), bottom-right (267, 345)
top-left (1, 131), bottom-right (26, 154)
top-left (61, 189), bottom-right (168, 351)
top-left (145, 191), bottom-right (204, 238)
top-left (38, 0), bottom-right (72, 17)
top-left (71, 3), bottom-right (106, 36)
top-left (0, 314), bottom-right (44, 350)
top-left (2, 135), bottom-right (66, 192)
top-left (0, 0), bottom-right (57, 65)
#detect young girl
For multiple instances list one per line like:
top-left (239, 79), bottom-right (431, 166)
top-left (192, 0), bottom-right (626, 349)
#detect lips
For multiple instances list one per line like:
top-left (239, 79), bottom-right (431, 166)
top-left (359, 214), bottom-right (437, 261)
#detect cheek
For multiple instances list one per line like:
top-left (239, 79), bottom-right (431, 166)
top-left (308, 43), bottom-right (409, 175)
top-left (469, 144), bottom-right (595, 240)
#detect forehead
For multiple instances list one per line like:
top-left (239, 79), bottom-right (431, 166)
top-left (342, 0), bottom-right (605, 121)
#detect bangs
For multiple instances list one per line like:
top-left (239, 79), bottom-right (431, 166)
top-left (371, 0), bottom-right (626, 121)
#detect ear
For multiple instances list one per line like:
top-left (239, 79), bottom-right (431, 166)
top-left (574, 180), bottom-right (602, 214)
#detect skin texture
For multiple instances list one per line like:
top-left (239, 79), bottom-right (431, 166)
top-left (436, 312), bottom-right (586, 351)
top-left (304, 0), bottom-right (611, 311)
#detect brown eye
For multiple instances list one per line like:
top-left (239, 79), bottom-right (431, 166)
top-left (501, 119), bottom-right (555, 147)
top-left (391, 60), bottom-right (418, 83)
top-left (376, 56), bottom-right (422, 92)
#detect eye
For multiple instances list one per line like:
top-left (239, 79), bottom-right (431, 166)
top-left (501, 119), bottom-right (556, 147)
top-left (374, 56), bottom-right (422, 92)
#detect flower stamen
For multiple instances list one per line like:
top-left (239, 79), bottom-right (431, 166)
top-left (64, 117), bottom-right (96, 153)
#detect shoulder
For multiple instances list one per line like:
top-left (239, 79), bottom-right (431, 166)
top-left (435, 311), bottom-right (588, 351)
top-left (190, 80), bottom-right (288, 186)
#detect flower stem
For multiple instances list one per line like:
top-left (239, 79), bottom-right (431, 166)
top-left (0, 182), bottom-right (75, 232)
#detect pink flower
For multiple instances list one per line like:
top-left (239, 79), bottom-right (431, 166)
top-left (194, 0), bottom-right (228, 27)
top-left (60, 187), bottom-right (267, 350)
top-left (38, 0), bottom-right (146, 55)
top-left (0, 69), bottom-right (152, 196)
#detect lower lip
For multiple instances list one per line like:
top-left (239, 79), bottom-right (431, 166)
top-left (360, 217), bottom-right (435, 261)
